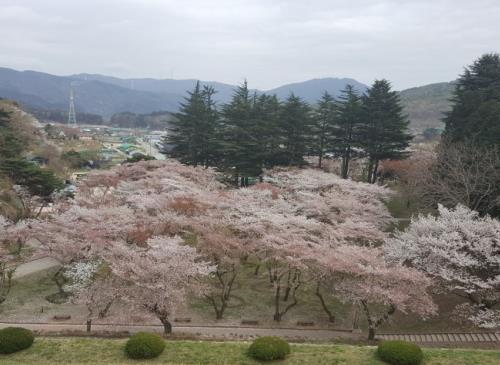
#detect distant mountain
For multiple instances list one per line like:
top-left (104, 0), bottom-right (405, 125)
top-left (398, 82), bottom-right (455, 132)
top-left (0, 67), bottom-right (454, 132)
top-left (266, 78), bottom-right (368, 102)
top-left (71, 73), bottom-right (238, 105)
top-left (0, 67), bottom-right (180, 118)
top-left (0, 67), bottom-right (369, 120)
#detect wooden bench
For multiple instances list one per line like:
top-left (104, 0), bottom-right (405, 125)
top-left (241, 320), bottom-right (259, 325)
top-left (53, 315), bottom-right (71, 321)
top-left (174, 317), bottom-right (192, 323)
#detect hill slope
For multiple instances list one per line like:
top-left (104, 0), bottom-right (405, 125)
top-left (398, 82), bottom-right (455, 132)
top-left (266, 77), bottom-right (368, 102)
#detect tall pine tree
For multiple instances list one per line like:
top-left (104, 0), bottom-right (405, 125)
top-left (279, 94), bottom-right (312, 166)
top-left (163, 81), bottom-right (219, 167)
top-left (443, 53), bottom-right (500, 146)
top-left (333, 85), bottom-right (363, 179)
top-left (252, 94), bottom-right (283, 171)
top-left (311, 92), bottom-right (336, 168)
top-left (220, 81), bottom-right (262, 185)
top-left (360, 79), bottom-right (412, 183)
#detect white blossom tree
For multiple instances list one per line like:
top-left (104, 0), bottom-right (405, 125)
top-left (386, 204), bottom-right (500, 329)
top-left (64, 261), bottom-right (122, 332)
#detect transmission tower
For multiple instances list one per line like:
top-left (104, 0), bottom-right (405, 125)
top-left (68, 86), bottom-right (77, 126)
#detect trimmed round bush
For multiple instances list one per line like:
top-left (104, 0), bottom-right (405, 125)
top-left (124, 332), bottom-right (165, 359)
top-left (0, 327), bottom-right (35, 354)
top-left (377, 340), bottom-right (423, 365)
top-left (248, 336), bottom-right (291, 361)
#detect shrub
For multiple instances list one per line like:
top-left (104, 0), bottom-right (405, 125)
top-left (124, 332), bottom-right (165, 359)
top-left (0, 327), bottom-right (35, 354)
top-left (248, 336), bottom-right (291, 361)
top-left (377, 340), bottom-right (423, 365)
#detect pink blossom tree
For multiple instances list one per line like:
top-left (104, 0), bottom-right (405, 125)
top-left (0, 216), bottom-right (32, 309)
top-left (191, 225), bottom-right (249, 320)
top-left (315, 245), bottom-right (436, 340)
top-left (109, 236), bottom-right (213, 334)
top-left (386, 204), bottom-right (500, 329)
top-left (13, 159), bottom-right (402, 330)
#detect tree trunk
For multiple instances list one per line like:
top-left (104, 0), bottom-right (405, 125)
top-left (268, 267), bottom-right (275, 284)
top-left (273, 271), bottom-right (301, 322)
top-left (283, 271), bottom-right (292, 302)
top-left (341, 150), bottom-right (350, 179)
top-left (205, 266), bottom-right (238, 320)
top-left (283, 286), bottom-right (291, 302)
top-left (160, 318), bottom-right (172, 335)
top-left (274, 284), bottom-right (282, 322)
top-left (54, 267), bottom-right (67, 294)
top-left (315, 283), bottom-right (335, 323)
top-left (361, 300), bottom-right (395, 341)
top-left (368, 327), bottom-right (376, 341)
top-left (254, 264), bottom-right (260, 276)
top-left (367, 159), bottom-right (374, 183)
top-left (98, 298), bottom-right (116, 319)
top-left (86, 319), bottom-right (92, 333)
top-left (371, 160), bottom-right (379, 184)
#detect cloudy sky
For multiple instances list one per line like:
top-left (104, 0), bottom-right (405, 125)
top-left (0, 0), bottom-right (498, 90)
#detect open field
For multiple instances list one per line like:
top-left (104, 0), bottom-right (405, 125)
top-left (1, 337), bottom-right (500, 365)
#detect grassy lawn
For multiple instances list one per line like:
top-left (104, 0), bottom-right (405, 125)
top-left (1, 337), bottom-right (499, 365)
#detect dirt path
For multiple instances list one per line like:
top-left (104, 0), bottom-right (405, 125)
top-left (13, 257), bottom-right (60, 279)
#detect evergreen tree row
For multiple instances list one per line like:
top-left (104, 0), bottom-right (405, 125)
top-left (162, 79), bottom-right (412, 184)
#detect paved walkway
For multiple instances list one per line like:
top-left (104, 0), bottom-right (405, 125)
top-left (1, 322), bottom-right (499, 346)
top-left (377, 332), bottom-right (500, 344)
top-left (0, 322), bottom-right (355, 341)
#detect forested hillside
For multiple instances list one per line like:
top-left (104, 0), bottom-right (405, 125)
top-left (399, 82), bottom-right (454, 132)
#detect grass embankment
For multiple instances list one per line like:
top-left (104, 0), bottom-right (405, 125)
top-left (1, 337), bottom-right (499, 365)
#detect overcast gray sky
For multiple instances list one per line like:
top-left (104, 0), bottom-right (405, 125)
top-left (0, 0), bottom-right (498, 90)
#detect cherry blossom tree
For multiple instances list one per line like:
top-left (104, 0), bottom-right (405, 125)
top-left (204, 168), bottom-right (393, 322)
top-left (0, 216), bottom-right (32, 309)
top-left (313, 245), bottom-right (436, 340)
top-left (109, 236), bottom-right (213, 335)
top-left (191, 225), bottom-right (249, 320)
top-left (11, 159), bottom-right (398, 329)
top-left (386, 204), bottom-right (500, 329)
top-left (0, 227), bottom-right (15, 309)
top-left (64, 261), bottom-right (122, 332)
top-left (24, 204), bottom-right (137, 298)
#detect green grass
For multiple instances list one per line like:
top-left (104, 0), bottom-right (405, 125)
top-left (1, 337), bottom-right (499, 365)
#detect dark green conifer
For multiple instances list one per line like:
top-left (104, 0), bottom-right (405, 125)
top-left (443, 53), bottom-right (500, 146)
top-left (360, 80), bottom-right (412, 183)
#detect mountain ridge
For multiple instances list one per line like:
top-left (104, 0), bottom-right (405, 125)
top-left (0, 66), bottom-right (454, 131)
